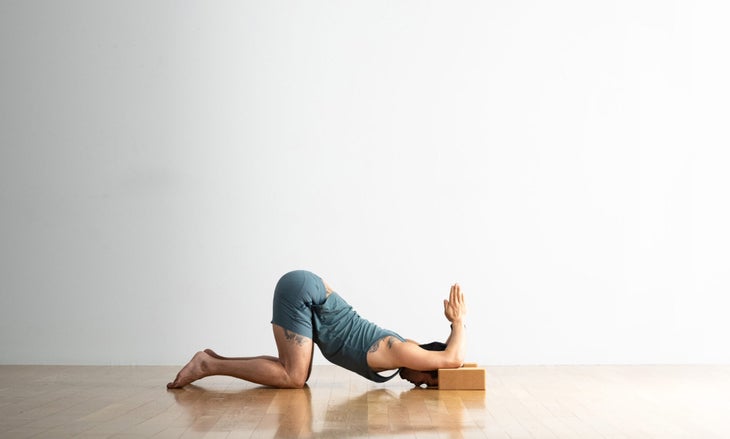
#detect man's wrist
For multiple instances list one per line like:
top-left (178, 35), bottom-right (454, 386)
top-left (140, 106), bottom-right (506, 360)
top-left (450, 320), bottom-right (465, 329)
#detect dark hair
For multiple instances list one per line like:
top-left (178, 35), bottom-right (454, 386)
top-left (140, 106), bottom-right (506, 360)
top-left (418, 341), bottom-right (446, 379)
top-left (418, 341), bottom-right (447, 352)
top-left (406, 341), bottom-right (448, 379)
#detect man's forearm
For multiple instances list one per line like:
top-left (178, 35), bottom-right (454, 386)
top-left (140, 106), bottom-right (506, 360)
top-left (444, 319), bottom-right (465, 365)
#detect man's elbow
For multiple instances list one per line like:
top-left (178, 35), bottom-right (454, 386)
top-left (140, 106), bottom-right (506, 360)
top-left (443, 359), bottom-right (462, 369)
top-left (443, 353), bottom-right (464, 369)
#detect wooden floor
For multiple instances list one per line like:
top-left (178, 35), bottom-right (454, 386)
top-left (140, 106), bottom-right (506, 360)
top-left (1, 364), bottom-right (729, 438)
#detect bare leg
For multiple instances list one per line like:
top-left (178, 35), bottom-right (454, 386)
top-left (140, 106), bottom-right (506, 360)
top-left (204, 349), bottom-right (278, 362)
top-left (167, 324), bottom-right (314, 389)
top-left (205, 348), bottom-right (313, 378)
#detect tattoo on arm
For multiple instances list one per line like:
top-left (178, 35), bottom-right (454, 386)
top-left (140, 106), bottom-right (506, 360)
top-left (387, 337), bottom-right (395, 349)
top-left (284, 329), bottom-right (306, 347)
top-left (368, 340), bottom-right (380, 353)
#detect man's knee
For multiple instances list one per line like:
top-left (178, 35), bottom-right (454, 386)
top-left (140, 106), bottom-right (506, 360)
top-left (286, 372), bottom-right (308, 389)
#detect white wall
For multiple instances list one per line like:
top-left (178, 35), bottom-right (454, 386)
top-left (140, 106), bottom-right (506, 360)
top-left (1, 0), bottom-right (729, 366)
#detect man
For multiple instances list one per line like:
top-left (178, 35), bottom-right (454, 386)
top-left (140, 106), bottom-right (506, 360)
top-left (167, 270), bottom-right (466, 389)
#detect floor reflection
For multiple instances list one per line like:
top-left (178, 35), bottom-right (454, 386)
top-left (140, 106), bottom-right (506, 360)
top-left (169, 383), bottom-right (486, 437)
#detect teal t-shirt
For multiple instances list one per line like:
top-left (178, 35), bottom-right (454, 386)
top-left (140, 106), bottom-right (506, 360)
top-left (312, 292), bottom-right (404, 382)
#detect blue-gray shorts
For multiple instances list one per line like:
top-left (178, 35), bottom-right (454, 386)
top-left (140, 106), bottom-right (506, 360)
top-left (271, 270), bottom-right (327, 339)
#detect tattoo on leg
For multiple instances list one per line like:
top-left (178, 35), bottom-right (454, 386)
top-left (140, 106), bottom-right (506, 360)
top-left (387, 337), bottom-right (395, 349)
top-left (284, 329), bottom-right (306, 347)
top-left (368, 340), bottom-right (380, 353)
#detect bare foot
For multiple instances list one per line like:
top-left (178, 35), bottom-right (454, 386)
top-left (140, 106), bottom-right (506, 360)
top-left (167, 351), bottom-right (211, 389)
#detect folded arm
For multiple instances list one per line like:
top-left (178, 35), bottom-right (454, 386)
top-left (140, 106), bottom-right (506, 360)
top-left (367, 283), bottom-right (467, 371)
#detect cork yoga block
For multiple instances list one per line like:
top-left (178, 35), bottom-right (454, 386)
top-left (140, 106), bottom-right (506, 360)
top-left (438, 364), bottom-right (486, 390)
